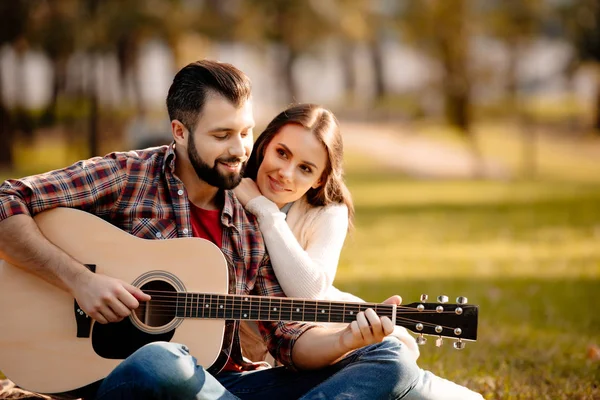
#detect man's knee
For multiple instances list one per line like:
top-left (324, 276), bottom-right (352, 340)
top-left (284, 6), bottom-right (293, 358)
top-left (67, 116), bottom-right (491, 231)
top-left (118, 342), bottom-right (204, 396)
top-left (364, 338), bottom-right (421, 389)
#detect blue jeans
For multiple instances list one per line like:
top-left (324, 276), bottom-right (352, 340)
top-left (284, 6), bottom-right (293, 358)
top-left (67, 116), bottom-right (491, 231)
top-left (94, 338), bottom-right (482, 399)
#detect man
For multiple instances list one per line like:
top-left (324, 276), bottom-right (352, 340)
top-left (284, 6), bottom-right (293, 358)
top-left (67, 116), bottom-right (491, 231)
top-left (0, 60), bottom-right (436, 399)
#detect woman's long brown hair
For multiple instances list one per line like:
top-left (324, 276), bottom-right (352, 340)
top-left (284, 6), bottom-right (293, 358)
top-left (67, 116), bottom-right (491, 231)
top-left (245, 103), bottom-right (354, 228)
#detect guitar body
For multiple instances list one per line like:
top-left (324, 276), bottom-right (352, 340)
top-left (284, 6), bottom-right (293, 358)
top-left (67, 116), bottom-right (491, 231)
top-left (0, 208), bottom-right (231, 394)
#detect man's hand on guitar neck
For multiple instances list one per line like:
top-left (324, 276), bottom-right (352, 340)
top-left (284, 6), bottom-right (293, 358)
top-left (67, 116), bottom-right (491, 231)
top-left (338, 295), bottom-right (400, 351)
top-left (71, 270), bottom-right (151, 324)
top-left (292, 295), bottom-right (402, 370)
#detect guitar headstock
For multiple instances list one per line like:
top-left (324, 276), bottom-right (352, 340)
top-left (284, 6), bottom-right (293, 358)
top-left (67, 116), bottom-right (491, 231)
top-left (396, 295), bottom-right (478, 349)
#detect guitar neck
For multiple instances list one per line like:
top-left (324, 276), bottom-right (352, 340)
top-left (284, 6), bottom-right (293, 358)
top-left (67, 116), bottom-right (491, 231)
top-left (147, 291), bottom-right (478, 341)
top-left (172, 292), bottom-right (390, 323)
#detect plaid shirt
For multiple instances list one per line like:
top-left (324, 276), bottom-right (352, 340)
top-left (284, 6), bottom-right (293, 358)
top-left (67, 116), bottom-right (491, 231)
top-left (0, 144), bottom-right (316, 370)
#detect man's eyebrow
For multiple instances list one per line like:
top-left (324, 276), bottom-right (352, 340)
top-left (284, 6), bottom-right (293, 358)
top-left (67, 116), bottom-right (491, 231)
top-left (278, 143), bottom-right (318, 169)
top-left (208, 125), bottom-right (255, 134)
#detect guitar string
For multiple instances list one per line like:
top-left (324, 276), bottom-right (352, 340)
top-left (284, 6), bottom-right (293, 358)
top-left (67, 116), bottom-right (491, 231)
top-left (138, 298), bottom-right (472, 312)
top-left (139, 301), bottom-right (473, 315)
top-left (132, 301), bottom-right (466, 330)
top-left (135, 304), bottom-right (469, 317)
top-left (141, 292), bottom-right (472, 313)
top-left (128, 311), bottom-right (461, 331)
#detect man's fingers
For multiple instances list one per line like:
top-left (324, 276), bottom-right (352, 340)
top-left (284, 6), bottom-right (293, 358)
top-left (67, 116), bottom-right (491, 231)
top-left (383, 295), bottom-right (402, 305)
top-left (109, 297), bottom-right (133, 319)
top-left (381, 316), bottom-right (394, 336)
top-left (90, 311), bottom-right (108, 324)
top-left (126, 283), bottom-right (151, 302)
top-left (365, 308), bottom-right (383, 336)
top-left (100, 307), bottom-right (120, 323)
top-left (356, 312), bottom-right (374, 341)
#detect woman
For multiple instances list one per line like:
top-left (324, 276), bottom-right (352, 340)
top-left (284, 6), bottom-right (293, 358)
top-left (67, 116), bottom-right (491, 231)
top-left (234, 104), bottom-right (482, 399)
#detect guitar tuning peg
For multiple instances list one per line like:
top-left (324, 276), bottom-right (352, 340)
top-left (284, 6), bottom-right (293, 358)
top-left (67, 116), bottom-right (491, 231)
top-left (437, 295), bottom-right (448, 304)
top-left (435, 336), bottom-right (444, 347)
top-left (453, 339), bottom-right (466, 350)
top-left (420, 294), bottom-right (428, 302)
top-left (416, 334), bottom-right (427, 345)
top-left (456, 296), bottom-right (468, 305)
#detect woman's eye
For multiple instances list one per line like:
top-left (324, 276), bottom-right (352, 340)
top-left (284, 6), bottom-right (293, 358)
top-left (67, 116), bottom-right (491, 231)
top-left (215, 135), bottom-right (228, 140)
top-left (300, 165), bottom-right (312, 174)
top-left (276, 149), bottom-right (287, 157)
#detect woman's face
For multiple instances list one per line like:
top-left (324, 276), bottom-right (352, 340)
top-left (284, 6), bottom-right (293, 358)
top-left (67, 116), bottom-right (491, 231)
top-left (256, 124), bottom-right (328, 208)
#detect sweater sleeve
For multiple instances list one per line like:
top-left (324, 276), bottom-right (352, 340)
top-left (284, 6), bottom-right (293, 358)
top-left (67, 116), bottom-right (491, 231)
top-left (245, 196), bottom-right (348, 299)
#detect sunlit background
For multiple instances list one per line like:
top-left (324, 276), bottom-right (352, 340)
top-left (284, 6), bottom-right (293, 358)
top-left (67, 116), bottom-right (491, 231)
top-left (0, 1), bottom-right (599, 399)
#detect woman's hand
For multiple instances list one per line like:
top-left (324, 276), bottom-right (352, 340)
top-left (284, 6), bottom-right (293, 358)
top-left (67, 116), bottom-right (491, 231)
top-left (233, 178), bottom-right (262, 206)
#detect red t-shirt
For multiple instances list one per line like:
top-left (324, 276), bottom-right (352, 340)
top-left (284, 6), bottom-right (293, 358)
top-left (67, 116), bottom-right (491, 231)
top-left (189, 202), bottom-right (222, 248)
top-left (189, 202), bottom-right (246, 371)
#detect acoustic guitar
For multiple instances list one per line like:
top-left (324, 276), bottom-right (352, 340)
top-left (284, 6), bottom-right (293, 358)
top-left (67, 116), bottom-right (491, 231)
top-left (0, 208), bottom-right (478, 396)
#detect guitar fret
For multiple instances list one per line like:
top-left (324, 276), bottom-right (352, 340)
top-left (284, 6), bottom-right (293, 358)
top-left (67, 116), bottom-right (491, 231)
top-left (186, 293), bottom-right (192, 318)
top-left (304, 300), bottom-right (317, 322)
top-left (315, 301), bottom-right (331, 323)
top-left (217, 295), bottom-right (226, 319)
top-left (344, 303), bottom-right (359, 323)
top-left (329, 302), bottom-right (345, 323)
top-left (196, 293), bottom-right (202, 318)
top-left (280, 298), bottom-right (292, 321)
top-left (269, 298), bottom-right (282, 321)
top-left (290, 299), bottom-right (303, 321)
top-left (240, 296), bottom-right (250, 320)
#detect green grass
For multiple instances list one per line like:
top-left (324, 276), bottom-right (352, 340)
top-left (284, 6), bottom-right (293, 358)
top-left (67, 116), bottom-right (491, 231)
top-left (2, 135), bottom-right (599, 398)
top-left (336, 171), bottom-right (600, 399)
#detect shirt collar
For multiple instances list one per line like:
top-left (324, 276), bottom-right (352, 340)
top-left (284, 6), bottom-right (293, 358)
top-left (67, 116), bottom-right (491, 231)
top-left (163, 142), bottom-right (177, 175)
top-left (221, 190), bottom-right (240, 231)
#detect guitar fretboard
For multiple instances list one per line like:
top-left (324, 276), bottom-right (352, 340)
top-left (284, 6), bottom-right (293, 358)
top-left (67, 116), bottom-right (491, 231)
top-left (172, 293), bottom-right (394, 323)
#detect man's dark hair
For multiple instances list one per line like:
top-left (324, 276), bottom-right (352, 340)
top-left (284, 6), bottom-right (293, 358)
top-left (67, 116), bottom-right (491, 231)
top-left (166, 60), bottom-right (252, 132)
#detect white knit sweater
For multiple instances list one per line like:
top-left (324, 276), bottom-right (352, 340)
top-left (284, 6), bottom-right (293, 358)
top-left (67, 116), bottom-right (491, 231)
top-left (245, 195), bottom-right (420, 359)
top-left (246, 195), bottom-right (359, 301)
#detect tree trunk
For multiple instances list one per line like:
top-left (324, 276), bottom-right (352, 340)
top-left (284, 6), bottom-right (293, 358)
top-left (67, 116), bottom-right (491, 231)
top-left (340, 40), bottom-right (356, 98)
top-left (368, 39), bottom-right (386, 102)
top-left (0, 105), bottom-right (13, 169)
top-left (595, 74), bottom-right (600, 132)
top-left (88, 56), bottom-right (99, 157)
top-left (281, 49), bottom-right (298, 103)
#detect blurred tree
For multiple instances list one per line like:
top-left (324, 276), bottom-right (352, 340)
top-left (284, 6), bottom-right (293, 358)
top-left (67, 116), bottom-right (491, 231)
top-left (479, 0), bottom-right (544, 178)
top-left (557, 0), bottom-right (600, 133)
top-left (397, 0), bottom-right (473, 134)
top-left (333, 0), bottom-right (389, 105)
top-left (232, 0), bottom-right (334, 103)
top-left (29, 0), bottom-right (78, 124)
top-left (0, 0), bottom-right (31, 168)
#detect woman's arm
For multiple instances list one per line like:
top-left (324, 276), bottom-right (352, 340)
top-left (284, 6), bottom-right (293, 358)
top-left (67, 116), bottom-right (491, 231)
top-left (246, 195), bottom-right (348, 299)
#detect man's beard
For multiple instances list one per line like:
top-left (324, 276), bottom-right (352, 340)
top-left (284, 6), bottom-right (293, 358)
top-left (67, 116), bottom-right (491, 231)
top-left (187, 135), bottom-right (246, 190)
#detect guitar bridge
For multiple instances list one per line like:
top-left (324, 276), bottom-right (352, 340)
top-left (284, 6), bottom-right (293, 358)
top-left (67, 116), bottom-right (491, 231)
top-left (74, 264), bottom-right (96, 338)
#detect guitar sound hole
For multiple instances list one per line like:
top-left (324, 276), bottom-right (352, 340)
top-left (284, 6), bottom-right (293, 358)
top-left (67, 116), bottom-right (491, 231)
top-left (135, 280), bottom-right (177, 328)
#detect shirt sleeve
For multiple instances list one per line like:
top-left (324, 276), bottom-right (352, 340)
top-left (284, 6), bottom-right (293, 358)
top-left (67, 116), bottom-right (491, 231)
top-left (246, 195), bottom-right (348, 299)
top-left (252, 253), bottom-right (320, 370)
top-left (0, 154), bottom-right (128, 222)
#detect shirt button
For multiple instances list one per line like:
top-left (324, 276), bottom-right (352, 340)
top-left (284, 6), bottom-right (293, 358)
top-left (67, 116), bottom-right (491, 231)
top-left (155, 232), bottom-right (162, 238)
top-left (177, 189), bottom-right (184, 196)
top-left (182, 228), bottom-right (189, 235)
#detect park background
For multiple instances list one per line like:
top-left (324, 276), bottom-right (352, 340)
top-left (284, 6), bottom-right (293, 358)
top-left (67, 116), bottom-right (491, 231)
top-left (0, 1), bottom-right (599, 399)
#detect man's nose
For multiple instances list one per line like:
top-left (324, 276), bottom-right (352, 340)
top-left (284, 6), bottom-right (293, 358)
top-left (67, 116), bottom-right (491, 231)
top-left (229, 135), bottom-right (245, 158)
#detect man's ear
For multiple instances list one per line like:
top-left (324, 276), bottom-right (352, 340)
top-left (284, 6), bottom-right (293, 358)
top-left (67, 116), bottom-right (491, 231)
top-left (171, 120), bottom-right (188, 144)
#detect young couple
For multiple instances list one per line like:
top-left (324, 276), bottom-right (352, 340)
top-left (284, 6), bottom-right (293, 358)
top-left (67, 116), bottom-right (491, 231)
top-left (0, 60), bottom-right (482, 399)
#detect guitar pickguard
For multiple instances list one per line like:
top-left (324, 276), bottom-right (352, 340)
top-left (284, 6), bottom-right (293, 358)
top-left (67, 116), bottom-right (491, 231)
top-left (91, 317), bottom-right (175, 359)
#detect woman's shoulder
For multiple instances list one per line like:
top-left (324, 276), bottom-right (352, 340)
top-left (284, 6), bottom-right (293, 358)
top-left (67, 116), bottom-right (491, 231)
top-left (288, 197), bottom-right (348, 225)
